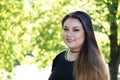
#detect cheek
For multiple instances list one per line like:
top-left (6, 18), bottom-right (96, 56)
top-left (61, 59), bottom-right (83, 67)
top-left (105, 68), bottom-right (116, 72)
top-left (62, 32), bottom-right (66, 40)
top-left (62, 32), bottom-right (64, 37)
top-left (62, 32), bottom-right (66, 37)
top-left (77, 33), bottom-right (85, 42)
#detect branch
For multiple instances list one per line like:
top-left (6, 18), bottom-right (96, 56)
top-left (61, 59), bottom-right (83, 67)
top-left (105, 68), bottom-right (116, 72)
top-left (102, 0), bottom-right (107, 4)
top-left (118, 45), bottom-right (120, 64)
top-left (100, 24), bottom-right (110, 37)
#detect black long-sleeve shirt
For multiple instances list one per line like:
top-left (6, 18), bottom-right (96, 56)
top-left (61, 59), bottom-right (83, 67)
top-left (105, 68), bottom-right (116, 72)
top-left (48, 50), bottom-right (75, 80)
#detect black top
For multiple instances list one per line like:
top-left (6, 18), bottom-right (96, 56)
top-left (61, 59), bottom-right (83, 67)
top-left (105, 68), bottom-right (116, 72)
top-left (48, 50), bottom-right (75, 80)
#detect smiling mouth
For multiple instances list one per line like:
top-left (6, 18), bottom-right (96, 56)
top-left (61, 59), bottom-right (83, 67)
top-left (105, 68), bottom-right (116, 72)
top-left (66, 39), bottom-right (75, 42)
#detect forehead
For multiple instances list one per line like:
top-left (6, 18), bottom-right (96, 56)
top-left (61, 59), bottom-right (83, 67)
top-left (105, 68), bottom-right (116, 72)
top-left (63, 18), bottom-right (83, 28)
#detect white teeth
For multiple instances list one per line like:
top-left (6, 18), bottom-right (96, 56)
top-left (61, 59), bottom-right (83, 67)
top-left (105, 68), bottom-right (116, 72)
top-left (66, 39), bottom-right (74, 42)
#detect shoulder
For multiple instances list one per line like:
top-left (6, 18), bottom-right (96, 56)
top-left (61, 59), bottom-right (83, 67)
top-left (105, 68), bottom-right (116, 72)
top-left (55, 50), bottom-right (66, 59)
top-left (51, 50), bottom-right (67, 71)
top-left (53, 50), bottom-right (67, 64)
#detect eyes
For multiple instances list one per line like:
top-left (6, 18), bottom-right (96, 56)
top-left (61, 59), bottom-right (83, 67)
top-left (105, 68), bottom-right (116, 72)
top-left (63, 27), bottom-right (80, 32)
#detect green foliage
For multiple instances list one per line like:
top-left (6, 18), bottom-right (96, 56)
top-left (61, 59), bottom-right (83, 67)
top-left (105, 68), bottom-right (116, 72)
top-left (0, 0), bottom-right (79, 72)
top-left (0, 0), bottom-right (119, 79)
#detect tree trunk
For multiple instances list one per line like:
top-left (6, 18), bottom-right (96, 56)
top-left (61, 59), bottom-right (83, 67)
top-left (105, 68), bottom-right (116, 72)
top-left (107, 0), bottom-right (119, 80)
top-left (109, 33), bottom-right (119, 80)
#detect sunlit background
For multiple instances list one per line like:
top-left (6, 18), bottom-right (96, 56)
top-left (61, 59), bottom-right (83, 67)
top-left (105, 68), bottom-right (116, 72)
top-left (0, 64), bottom-right (51, 80)
top-left (0, 0), bottom-right (120, 80)
top-left (13, 64), bottom-right (51, 80)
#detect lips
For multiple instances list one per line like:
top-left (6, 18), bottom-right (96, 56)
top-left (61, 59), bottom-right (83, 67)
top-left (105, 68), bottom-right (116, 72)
top-left (66, 38), bottom-right (75, 43)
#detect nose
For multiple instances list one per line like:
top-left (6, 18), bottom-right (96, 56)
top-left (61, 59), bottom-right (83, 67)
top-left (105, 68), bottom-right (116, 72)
top-left (66, 31), bottom-right (73, 37)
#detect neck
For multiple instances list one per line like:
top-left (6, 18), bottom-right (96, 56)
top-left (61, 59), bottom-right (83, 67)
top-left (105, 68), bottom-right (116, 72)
top-left (70, 49), bottom-right (80, 53)
top-left (65, 49), bottom-right (79, 61)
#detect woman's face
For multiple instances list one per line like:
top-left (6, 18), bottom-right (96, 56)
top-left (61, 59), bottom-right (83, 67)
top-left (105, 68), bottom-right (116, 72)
top-left (62, 18), bottom-right (85, 51)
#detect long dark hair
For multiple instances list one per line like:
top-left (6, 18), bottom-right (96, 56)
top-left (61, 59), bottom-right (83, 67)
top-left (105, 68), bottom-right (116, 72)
top-left (62, 11), bottom-right (109, 80)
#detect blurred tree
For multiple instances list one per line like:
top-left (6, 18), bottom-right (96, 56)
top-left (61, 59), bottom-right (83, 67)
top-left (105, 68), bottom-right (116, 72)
top-left (0, 0), bottom-right (119, 80)
top-left (92, 0), bottom-right (120, 80)
top-left (106, 1), bottom-right (120, 80)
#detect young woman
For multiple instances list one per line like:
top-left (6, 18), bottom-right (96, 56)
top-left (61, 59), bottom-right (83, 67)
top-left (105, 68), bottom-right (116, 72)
top-left (48, 11), bottom-right (110, 80)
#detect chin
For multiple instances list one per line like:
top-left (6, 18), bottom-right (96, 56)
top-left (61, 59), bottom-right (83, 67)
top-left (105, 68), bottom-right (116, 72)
top-left (65, 43), bottom-right (76, 48)
top-left (67, 46), bottom-right (75, 49)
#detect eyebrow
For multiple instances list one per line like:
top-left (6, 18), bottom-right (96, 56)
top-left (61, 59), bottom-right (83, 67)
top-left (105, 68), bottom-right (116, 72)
top-left (63, 26), bottom-right (81, 28)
